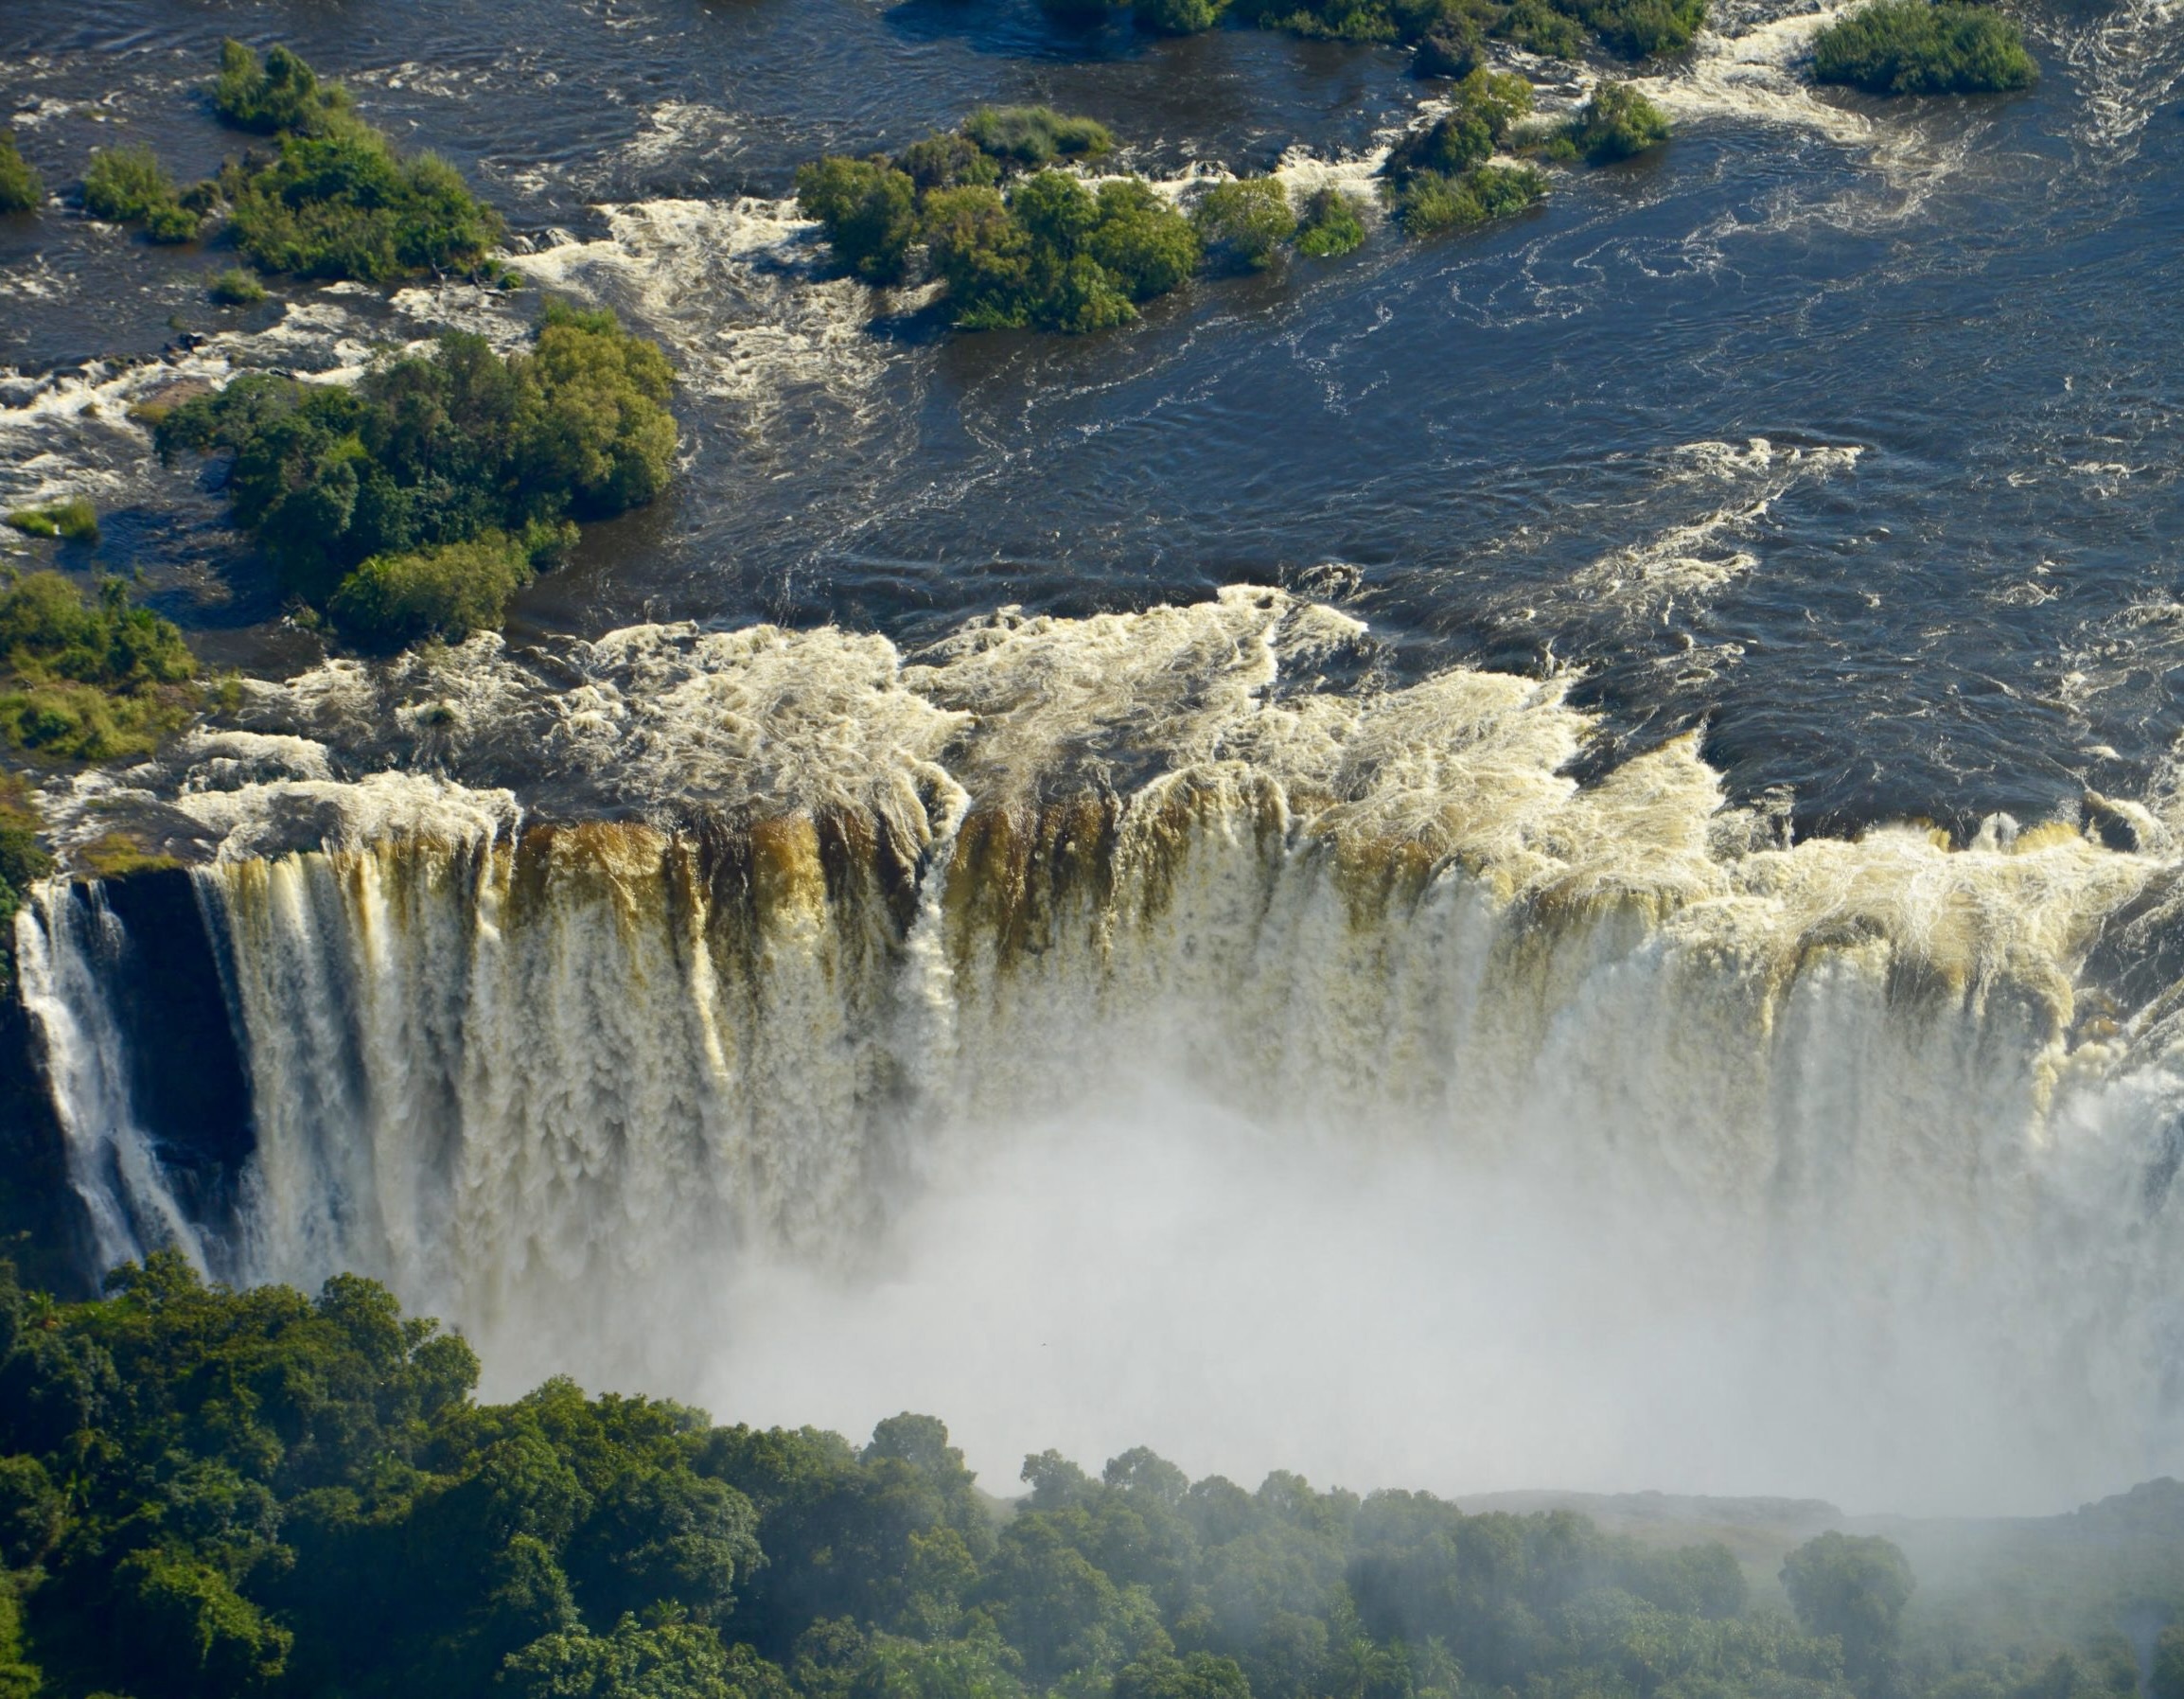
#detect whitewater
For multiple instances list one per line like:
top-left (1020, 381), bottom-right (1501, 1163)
top-left (17, 585), bottom-right (2184, 1515)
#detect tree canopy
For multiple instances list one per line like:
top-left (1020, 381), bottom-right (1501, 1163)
top-left (155, 304), bottom-right (676, 650)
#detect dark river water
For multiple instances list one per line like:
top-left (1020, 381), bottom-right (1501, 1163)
top-left (2, 0), bottom-right (2181, 834)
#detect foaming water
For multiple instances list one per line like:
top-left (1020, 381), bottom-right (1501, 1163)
top-left (20, 588), bottom-right (2184, 1513)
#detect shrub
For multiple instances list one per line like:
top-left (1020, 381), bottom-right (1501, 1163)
top-left (209, 266), bottom-right (269, 305)
top-left (1391, 161), bottom-right (1547, 233)
top-left (1812, 0), bottom-right (2037, 93)
top-left (1135, 0), bottom-right (1231, 28)
top-left (156, 304), bottom-right (674, 646)
top-left (1086, 180), bottom-right (1201, 298)
top-left (82, 146), bottom-right (201, 242)
top-left (1499, 0), bottom-right (1590, 54)
top-left (1385, 69), bottom-right (1534, 184)
top-left (0, 572), bottom-right (200, 760)
top-left (326, 525), bottom-right (565, 651)
top-left (6, 499), bottom-right (98, 544)
top-left (226, 120), bottom-right (502, 282)
top-left (0, 133), bottom-right (41, 214)
top-left (963, 106), bottom-right (1114, 167)
top-left (1191, 177), bottom-right (1297, 272)
top-left (1570, 0), bottom-right (1709, 55)
top-left (1559, 80), bottom-right (1672, 161)
top-left (1294, 186), bottom-right (1366, 257)
top-left (794, 156), bottom-right (920, 284)
top-left (1414, 12), bottom-right (1485, 76)
top-left (894, 132), bottom-right (1001, 192)
top-left (210, 38), bottom-right (352, 134)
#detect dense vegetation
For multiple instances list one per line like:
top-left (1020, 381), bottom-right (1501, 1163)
top-left (0, 1257), bottom-right (2180, 1699)
top-left (0, 136), bottom-right (41, 216)
top-left (1044, 0), bottom-right (1709, 65)
top-left (795, 105), bottom-right (1544, 332)
top-left (1811, 0), bottom-right (2038, 94)
top-left (69, 44), bottom-right (501, 280)
top-left (0, 573), bottom-right (201, 762)
top-left (1379, 71), bottom-right (1548, 234)
top-left (156, 304), bottom-right (676, 649)
top-left (3, 504), bottom-right (97, 547)
top-left (1548, 80), bottom-right (1673, 163)
top-left (80, 147), bottom-right (206, 244)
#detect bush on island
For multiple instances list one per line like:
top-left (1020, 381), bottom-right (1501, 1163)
top-left (962, 105), bottom-right (1115, 167)
top-left (1555, 80), bottom-right (1673, 162)
top-left (0, 572), bottom-right (202, 761)
top-left (156, 303), bottom-right (674, 649)
top-left (1294, 186), bottom-right (1367, 257)
top-left (0, 133), bottom-right (41, 214)
top-left (210, 39), bottom-right (353, 134)
top-left (82, 146), bottom-right (202, 242)
top-left (1191, 177), bottom-right (1298, 272)
top-left (4, 500), bottom-right (98, 545)
top-left (1392, 161), bottom-right (1547, 233)
top-left (209, 266), bottom-right (269, 305)
top-left (1812, 0), bottom-right (2037, 94)
top-left (794, 155), bottom-right (921, 284)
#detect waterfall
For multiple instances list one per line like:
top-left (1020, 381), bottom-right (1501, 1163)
top-left (18, 587), bottom-right (2184, 1511)
top-left (12, 884), bottom-right (210, 1275)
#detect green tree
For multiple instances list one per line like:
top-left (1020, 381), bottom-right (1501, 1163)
top-left (795, 157), bottom-right (921, 285)
top-left (1191, 179), bottom-right (1297, 273)
top-left (0, 134), bottom-right (42, 214)
top-left (1781, 1531), bottom-right (1913, 1687)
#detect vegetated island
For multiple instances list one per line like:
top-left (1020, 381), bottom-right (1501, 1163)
top-left (0, 1252), bottom-right (2175, 1699)
top-left (73, 42), bottom-right (505, 285)
top-left (1044, 0), bottom-right (1710, 75)
top-left (0, 135), bottom-right (44, 216)
top-left (153, 304), bottom-right (678, 651)
top-left (796, 80), bottom-right (1672, 326)
top-left (1811, 0), bottom-right (2038, 95)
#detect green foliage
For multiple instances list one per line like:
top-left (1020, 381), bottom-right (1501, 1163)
top-left (156, 304), bottom-right (674, 649)
top-left (895, 133), bottom-right (1003, 193)
top-left (1384, 69), bottom-right (1534, 183)
top-left (1087, 180), bottom-right (1203, 299)
top-left (1293, 187), bottom-right (1366, 257)
top-left (0, 1263), bottom-right (2178, 1699)
top-left (1382, 73), bottom-right (1544, 237)
top-left (1567, 0), bottom-right (1710, 56)
top-left (1191, 179), bottom-right (1297, 273)
top-left (0, 573), bottom-right (200, 761)
top-left (1783, 1531), bottom-right (1916, 1684)
top-left (7, 498), bottom-right (98, 544)
top-left (1558, 79), bottom-right (1673, 162)
top-left (1812, 0), bottom-right (2038, 94)
top-left (82, 145), bottom-right (202, 243)
top-left (1226, 0), bottom-right (1703, 60)
top-left (210, 266), bottom-right (271, 305)
top-left (326, 524), bottom-right (569, 652)
top-left (225, 120), bottom-right (503, 282)
top-left (0, 133), bottom-right (42, 215)
top-left (962, 107), bottom-right (1115, 168)
top-left (795, 157), bottom-right (921, 285)
top-left (1391, 161), bottom-right (1547, 232)
top-left (211, 39), bottom-right (353, 135)
top-left (1134, 0), bottom-right (1234, 30)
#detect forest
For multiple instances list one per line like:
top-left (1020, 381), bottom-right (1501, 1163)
top-left (0, 1258), bottom-right (2173, 1699)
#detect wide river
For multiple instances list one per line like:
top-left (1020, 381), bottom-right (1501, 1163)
top-left (5, 0), bottom-right (2182, 836)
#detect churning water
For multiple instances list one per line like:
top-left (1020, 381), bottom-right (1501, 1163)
top-left (7, 0), bottom-right (2184, 1513)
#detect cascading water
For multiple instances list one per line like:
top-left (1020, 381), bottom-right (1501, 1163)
top-left (13, 883), bottom-right (210, 1275)
top-left (18, 587), bottom-right (2184, 1513)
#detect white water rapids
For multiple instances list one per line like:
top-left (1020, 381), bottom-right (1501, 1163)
top-left (17, 587), bottom-right (2184, 1515)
